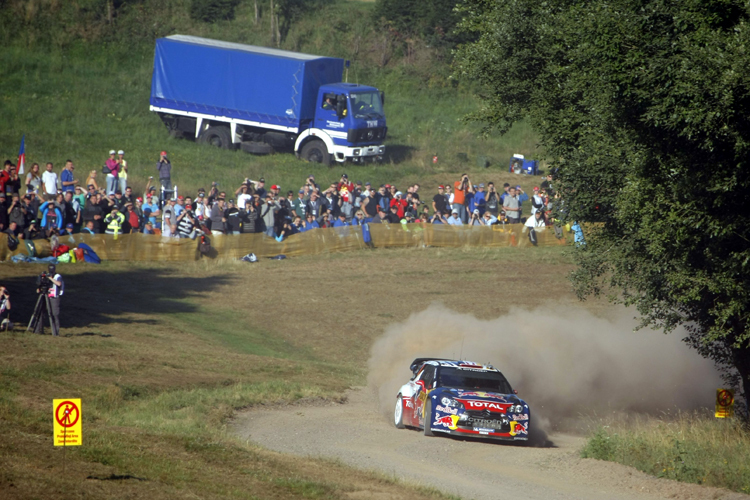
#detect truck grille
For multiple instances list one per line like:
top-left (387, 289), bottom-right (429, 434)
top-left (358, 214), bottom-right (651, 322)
top-left (348, 127), bottom-right (387, 143)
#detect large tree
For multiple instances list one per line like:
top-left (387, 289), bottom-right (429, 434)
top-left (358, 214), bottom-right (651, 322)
top-left (454, 0), bottom-right (750, 409)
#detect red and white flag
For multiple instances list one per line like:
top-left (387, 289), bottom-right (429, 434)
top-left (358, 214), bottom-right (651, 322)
top-left (17, 135), bottom-right (25, 175)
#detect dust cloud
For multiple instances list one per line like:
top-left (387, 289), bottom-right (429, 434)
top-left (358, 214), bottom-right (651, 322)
top-left (367, 304), bottom-right (720, 429)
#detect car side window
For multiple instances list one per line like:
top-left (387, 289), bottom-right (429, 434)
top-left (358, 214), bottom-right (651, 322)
top-left (422, 365), bottom-right (436, 389)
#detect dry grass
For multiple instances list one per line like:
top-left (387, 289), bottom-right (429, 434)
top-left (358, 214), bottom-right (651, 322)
top-left (0, 247), bottom-right (583, 499)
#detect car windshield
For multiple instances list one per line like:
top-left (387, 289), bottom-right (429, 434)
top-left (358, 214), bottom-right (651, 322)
top-left (350, 92), bottom-right (384, 119)
top-left (437, 367), bottom-right (513, 394)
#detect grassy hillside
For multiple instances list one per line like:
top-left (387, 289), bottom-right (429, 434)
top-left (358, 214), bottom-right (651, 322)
top-left (0, 0), bottom-right (538, 199)
top-left (0, 248), bottom-right (575, 498)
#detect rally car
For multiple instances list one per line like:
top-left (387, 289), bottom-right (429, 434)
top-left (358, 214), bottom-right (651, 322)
top-left (394, 358), bottom-right (530, 441)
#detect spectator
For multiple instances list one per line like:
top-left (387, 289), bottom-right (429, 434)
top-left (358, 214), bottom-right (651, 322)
top-left (275, 218), bottom-right (295, 241)
top-left (370, 206), bottom-right (387, 224)
top-left (333, 213), bottom-right (349, 227)
top-left (23, 219), bottom-right (44, 240)
top-left (85, 170), bottom-right (100, 192)
top-left (25, 163), bottom-right (42, 194)
top-left (352, 210), bottom-right (365, 226)
top-left (117, 150), bottom-right (128, 194)
top-left (300, 212), bottom-right (319, 232)
top-left (390, 191), bottom-right (407, 219)
top-left (0, 193), bottom-right (7, 231)
top-left (473, 183), bottom-right (487, 215)
top-left (482, 211), bottom-right (498, 226)
top-left (124, 203), bottom-right (140, 233)
top-left (122, 186), bottom-right (135, 205)
top-left (251, 177), bottom-right (267, 199)
top-left (82, 194), bottom-right (104, 233)
top-left (142, 195), bottom-right (160, 229)
top-left (432, 185), bottom-right (447, 215)
top-left (361, 188), bottom-right (379, 218)
top-left (174, 195), bottom-right (185, 217)
top-left (516, 185), bottom-right (529, 219)
top-left (225, 200), bottom-right (241, 235)
top-left (236, 182), bottom-right (253, 209)
top-left (503, 186), bottom-right (521, 223)
top-left (41, 162), bottom-right (58, 200)
top-left (156, 151), bottom-right (172, 193)
top-left (305, 192), bottom-right (324, 223)
top-left (8, 194), bottom-right (27, 233)
top-left (112, 190), bottom-right (125, 211)
top-left (194, 193), bottom-right (207, 221)
top-left (531, 186), bottom-right (545, 215)
top-left (468, 209), bottom-right (483, 226)
top-left (176, 206), bottom-right (197, 238)
top-left (81, 220), bottom-right (96, 235)
top-left (453, 174), bottom-right (470, 222)
top-left (104, 205), bottom-right (125, 235)
top-left (104, 150), bottom-right (120, 195)
top-left (500, 183), bottom-right (511, 202)
top-left (523, 209), bottom-right (546, 232)
top-left (142, 221), bottom-right (155, 235)
top-left (0, 286), bottom-right (12, 331)
top-left (61, 223), bottom-right (75, 236)
top-left (0, 161), bottom-right (11, 194)
top-left (292, 189), bottom-right (307, 218)
top-left (3, 164), bottom-right (21, 196)
top-left (260, 195), bottom-right (277, 236)
top-left (73, 185), bottom-right (86, 208)
top-left (485, 182), bottom-right (501, 216)
top-left (240, 202), bottom-right (259, 234)
top-left (430, 210), bottom-right (449, 225)
top-left (60, 160), bottom-right (77, 194)
top-left (210, 197), bottom-right (227, 235)
top-left (447, 208), bottom-right (463, 226)
top-left (62, 191), bottom-right (80, 230)
top-left (164, 198), bottom-right (179, 237)
top-left (385, 204), bottom-right (400, 223)
top-left (541, 173), bottom-right (555, 196)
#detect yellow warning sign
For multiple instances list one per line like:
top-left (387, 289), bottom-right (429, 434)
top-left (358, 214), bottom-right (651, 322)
top-left (53, 399), bottom-right (82, 446)
top-left (715, 389), bottom-right (734, 419)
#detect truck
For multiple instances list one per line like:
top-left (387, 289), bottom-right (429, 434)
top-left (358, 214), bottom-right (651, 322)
top-left (149, 35), bottom-right (387, 165)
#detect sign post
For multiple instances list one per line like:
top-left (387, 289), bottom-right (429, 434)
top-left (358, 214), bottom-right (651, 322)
top-left (53, 399), bottom-right (82, 472)
top-left (715, 389), bottom-right (734, 418)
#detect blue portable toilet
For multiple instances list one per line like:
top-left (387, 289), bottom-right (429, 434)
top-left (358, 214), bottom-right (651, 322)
top-left (509, 154), bottom-right (538, 175)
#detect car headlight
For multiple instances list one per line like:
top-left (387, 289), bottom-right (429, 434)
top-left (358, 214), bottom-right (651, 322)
top-left (509, 404), bottom-right (524, 413)
top-left (441, 397), bottom-right (464, 409)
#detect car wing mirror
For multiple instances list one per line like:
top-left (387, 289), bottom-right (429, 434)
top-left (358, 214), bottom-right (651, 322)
top-left (513, 389), bottom-right (518, 394)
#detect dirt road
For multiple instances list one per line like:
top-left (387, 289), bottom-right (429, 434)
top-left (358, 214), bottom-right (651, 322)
top-left (232, 388), bottom-right (747, 500)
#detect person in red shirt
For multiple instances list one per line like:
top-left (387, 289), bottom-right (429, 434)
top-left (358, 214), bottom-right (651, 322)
top-left (389, 191), bottom-right (408, 219)
top-left (336, 173), bottom-right (354, 192)
top-left (453, 173), bottom-right (470, 223)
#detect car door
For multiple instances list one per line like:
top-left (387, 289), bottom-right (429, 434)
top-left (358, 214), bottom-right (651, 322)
top-left (415, 365), bottom-right (436, 427)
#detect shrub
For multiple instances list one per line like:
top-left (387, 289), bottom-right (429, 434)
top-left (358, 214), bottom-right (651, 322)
top-left (189, 0), bottom-right (241, 23)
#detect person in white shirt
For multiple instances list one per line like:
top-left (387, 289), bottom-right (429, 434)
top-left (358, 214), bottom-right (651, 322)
top-left (41, 162), bottom-right (58, 200)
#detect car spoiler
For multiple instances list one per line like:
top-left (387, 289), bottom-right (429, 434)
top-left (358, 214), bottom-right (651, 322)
top-left (409, 358), bottom-right (455, 375)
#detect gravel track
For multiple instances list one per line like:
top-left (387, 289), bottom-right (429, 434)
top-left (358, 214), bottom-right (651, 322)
top-left (232, 388), bottom-right (748, 500)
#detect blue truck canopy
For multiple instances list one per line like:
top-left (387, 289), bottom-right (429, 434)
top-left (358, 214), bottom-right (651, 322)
top-left (150, 35), bottom-right (344, 130)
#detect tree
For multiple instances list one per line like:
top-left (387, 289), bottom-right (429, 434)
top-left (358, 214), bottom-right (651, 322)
top-left (454, 0), bottom-right (750, 410)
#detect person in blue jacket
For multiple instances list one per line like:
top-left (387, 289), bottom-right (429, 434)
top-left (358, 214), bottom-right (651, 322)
top-left (39, 200), bottom-right (63, 233)
top-left (332, 213), bottom-right (350, 228)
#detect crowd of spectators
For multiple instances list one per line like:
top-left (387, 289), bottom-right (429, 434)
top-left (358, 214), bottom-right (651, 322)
top-left (1, 149), bottom-right (561, 245)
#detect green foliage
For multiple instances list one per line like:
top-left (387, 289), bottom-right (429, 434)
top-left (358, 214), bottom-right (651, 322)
top-left (455, 0), bottom-right (750, 407)
top-left (189, 0), bottom-right (241, 23)
top-left (582, 418), bottom-right (750, 494)
top-left (374, 0), bottom-right (467, 48)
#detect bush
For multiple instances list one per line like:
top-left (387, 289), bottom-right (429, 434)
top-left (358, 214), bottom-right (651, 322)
top-left (189, 0), bottom-right (241, 23)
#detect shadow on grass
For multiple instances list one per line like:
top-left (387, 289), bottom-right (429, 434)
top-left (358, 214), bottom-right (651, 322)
top-left (384, 144), bottom-right (415, 164)
top-left (1, 268), bottom-right (233, 330)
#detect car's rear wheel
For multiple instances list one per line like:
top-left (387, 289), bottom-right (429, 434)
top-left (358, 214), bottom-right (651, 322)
top-left (423, 398), bottom-right (434, 436)
top-left (394, 395), bottom-right (405, 429)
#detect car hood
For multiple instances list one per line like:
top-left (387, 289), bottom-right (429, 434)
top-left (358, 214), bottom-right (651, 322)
top-left (440, 388), bottom-right (526, 413)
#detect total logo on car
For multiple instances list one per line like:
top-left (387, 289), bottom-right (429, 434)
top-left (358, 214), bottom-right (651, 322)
top-left (394, 358), bottom-right (531, 442)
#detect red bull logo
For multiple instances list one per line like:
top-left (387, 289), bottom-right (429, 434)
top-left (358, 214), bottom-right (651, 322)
top-left (434, 414), bottom-right (460, 430)
top-left (510, 421), bottom-right (528, 436)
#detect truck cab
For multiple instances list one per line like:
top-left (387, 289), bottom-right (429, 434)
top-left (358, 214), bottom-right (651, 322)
top-left (296, 83), bottom-right (387, 163)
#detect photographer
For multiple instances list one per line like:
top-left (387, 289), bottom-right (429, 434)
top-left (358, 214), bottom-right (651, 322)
top-left (0, 286), bottom-right (11, 331)
top-left (156, 151), bottom-right (172, 192)
top-left (485, 182), bottom-right (501, 216)
top-left (453, 174), bottom-right (470, 223)
top-left (36, 264), bottom-right (63, 336)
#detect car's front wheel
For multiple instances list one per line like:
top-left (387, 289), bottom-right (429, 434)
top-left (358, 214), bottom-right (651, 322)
top-left (423, 398), bottom-right (434, 437)
top-left (394, 395), bottom-right (405, 429)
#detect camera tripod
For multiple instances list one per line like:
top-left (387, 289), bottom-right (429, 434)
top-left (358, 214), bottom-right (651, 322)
top-left (27, 290), bottom-right (54, 335)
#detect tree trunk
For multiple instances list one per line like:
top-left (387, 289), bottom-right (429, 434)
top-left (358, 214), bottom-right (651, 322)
top-left (275, 14), bottom-right (281, 47)
top-left (269, 0), bottom-right (275, 45)
top-left (107, 0), bottom-right (113, 23)
top-left (732, 346), bottom-right (750, 419)
top-left (254, 0), bottom-right (259, 25)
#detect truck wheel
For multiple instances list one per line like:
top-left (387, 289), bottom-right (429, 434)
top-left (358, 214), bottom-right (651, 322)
top-left (199, 126), bottom-right (233, 149)
top-left (300, 140), bottom-right (331, 166)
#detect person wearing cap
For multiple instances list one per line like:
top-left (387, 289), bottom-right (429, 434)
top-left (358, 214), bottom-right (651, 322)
top-left (176, 203), bottom-right (197, 238)
top-left (142, 194), bottom-right (160, 229)
top-left (447, 208), bottom-right (463, 226)
top-left (81, 193), bottom-right (103, 233)
top-left (36, 264), bottom-right (64, 336)
top-left (73, 185), bottom-right (86, 209)
top-left (292, 189), bottom-right (307, 218)
top-left (370, 205), bottom-right (387, 224)
top-left (173, 195), bottom-right (185, 217)
top-left (332, 212), bottom-right (350, 228)
top-left (360, 187), bottom-right (379, 219)
top-left (142, 221), bottom-right (155, 235)
top-left (224, 199), bottom-right (241, 235)
top-left (156, 151), bottom-right (172, 194)
top-left (473, 183), bottom-right (487, 216)
top-left (432, 185), bottom-right (448, 216)
top-left (523, 208), bottom-right (546, 233)
top-left (41, 162), bottom-right (58, 201)
top-left (210, 197), bottom-right (227, 235)
top-left (249, 178), bottom-right (266, 199)
top-left (23, 219), bottom-right (44, 240)
top-left (123, 202), bottom-right (141, 233)
top-left (104, 150), bottom-right (120, 196)
top-left (390, 191), bottom-right (407, 219)
top-left (104, 204), bottom-right (125, 235)
top-left (117, 150), bottom-right (128, 195)
top-left (162, 198), bottom-right (177, 237)
top-left (384, 204), bottom-right (400, 224)
top-left (503, 186), bottom-right (521, 224)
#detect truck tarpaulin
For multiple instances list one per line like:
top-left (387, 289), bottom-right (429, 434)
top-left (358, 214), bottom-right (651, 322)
top-left (150, 35), bottom-right (344, 130)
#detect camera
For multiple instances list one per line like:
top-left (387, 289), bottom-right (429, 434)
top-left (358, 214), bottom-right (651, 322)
top-left (36, 272), bottom-right (51, 293)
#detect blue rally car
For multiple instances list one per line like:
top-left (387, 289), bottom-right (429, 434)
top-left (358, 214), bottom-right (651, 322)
top-left (394, 359), bottom-right (530, 441)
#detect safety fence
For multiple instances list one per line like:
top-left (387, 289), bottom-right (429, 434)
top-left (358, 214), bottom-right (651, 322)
top-left (0, 223), bottom-right (571, 262)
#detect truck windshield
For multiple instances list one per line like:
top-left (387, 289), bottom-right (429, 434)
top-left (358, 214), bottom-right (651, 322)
top-left (437, 367), bottom-right (513, 394)
top-left (350, 92), bottom-right (384, 119)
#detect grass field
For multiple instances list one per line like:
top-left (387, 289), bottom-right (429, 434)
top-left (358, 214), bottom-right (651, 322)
top-left (582, 414), bottom-right (750, 494)
top-left (0, 247), bottom-right (578, 499)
